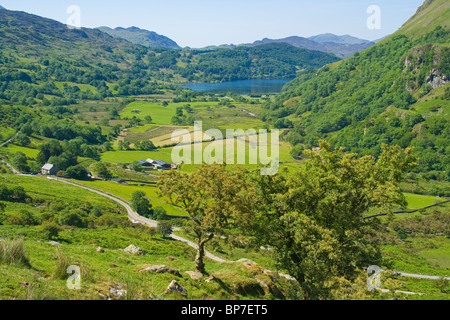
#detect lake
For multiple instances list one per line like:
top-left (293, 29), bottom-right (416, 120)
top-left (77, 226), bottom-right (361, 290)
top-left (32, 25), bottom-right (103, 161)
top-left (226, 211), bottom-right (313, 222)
top-left (180, 79), bottom-right (291, 94)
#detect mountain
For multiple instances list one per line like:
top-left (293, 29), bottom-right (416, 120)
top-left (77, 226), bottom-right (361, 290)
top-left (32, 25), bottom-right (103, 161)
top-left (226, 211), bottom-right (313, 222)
top-left (0, 5), bottom-right (5, 10)
top-left (266, 0), bottom-right (450, 180)
top-left (245, 36), bottom-right (375, 59)
top-left (181, 43), bottom-right (340, 82)
top-left (308, 33), bottom-right (371, 45)
top-left (97, 26), bottom-right (181, 50)
top-left (0, 7), bottom-right (339, 104)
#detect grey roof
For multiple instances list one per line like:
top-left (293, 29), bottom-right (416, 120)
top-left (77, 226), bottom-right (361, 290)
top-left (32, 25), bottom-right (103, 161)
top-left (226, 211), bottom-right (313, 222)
top-left (153, 159), bottom-right (170, 166)
top-left (42, 163), bottom-right (55, 170)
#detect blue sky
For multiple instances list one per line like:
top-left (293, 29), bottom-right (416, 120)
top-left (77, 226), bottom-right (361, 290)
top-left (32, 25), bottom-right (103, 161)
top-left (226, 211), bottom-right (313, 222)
top-left (1, 0), bottom-right (425, 48)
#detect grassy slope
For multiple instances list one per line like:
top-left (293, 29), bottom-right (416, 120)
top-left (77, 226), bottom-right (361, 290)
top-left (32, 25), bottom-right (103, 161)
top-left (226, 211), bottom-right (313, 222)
top-left (0, 174), bottom-right (289, 300)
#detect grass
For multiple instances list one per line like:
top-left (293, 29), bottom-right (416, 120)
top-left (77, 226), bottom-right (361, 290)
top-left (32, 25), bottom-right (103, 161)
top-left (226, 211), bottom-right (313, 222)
top-left (76, 179), bottom-right (188, 217)
top-left (0, 238), bottom-right (29, 266)
top-left (0, 227), bottom-right (289, 300)
top-left (404, 193), bottom-right (445, 210)
top-left (0, 144), bottom-right (40, 159)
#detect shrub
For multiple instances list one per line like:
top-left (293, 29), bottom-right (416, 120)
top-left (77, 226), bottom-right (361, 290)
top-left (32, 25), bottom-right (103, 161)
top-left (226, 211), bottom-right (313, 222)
top-left (41, 221), bottom-right (62, 239)
top-left (58, 210), bottom-right (88, 228)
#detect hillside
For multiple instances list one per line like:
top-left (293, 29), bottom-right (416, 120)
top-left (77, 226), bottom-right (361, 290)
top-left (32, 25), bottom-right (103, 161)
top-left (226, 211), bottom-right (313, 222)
top-left (97, 26), bottom-right (181, 50)
top-left (178, 43), bottom-right (340, 82)
top-left (265, 0), bottom-right (450, 183)
top-left (245, 35), bottom-right (375, 59)
top-left (0, 7), bottom-right (339, 107)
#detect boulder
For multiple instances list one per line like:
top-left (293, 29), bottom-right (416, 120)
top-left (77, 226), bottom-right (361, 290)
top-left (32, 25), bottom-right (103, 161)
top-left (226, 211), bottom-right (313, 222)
top-left (48, 241), bottom-right (61, 247)
top-left (123, 245), bottom-right (143, 255)
top-left (140, 265), bottom-right (182, 277)
top-left (109, 283), bottom-right (127, 299)
top-left (165, 280), bottom-right (187, 297)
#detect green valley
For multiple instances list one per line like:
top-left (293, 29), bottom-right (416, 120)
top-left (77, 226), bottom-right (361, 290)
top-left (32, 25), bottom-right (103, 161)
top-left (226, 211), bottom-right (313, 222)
top-left (0, 0), bottom-right (449, 304)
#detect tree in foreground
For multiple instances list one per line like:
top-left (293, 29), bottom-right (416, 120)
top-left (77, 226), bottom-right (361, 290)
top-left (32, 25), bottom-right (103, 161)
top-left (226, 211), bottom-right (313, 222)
top-left (158, 164), bottom-right (255, 274)
top-left (250, 141), bottom-right (417, 300)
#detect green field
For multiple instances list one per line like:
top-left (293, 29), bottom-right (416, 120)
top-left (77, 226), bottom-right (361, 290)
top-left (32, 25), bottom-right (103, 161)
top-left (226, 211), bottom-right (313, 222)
top-left (78, 179), bottom-right (188, 217)
top-left (121, 101), bottom-right (218, 126)
top-left (404, 193), bottom-right (445, 210)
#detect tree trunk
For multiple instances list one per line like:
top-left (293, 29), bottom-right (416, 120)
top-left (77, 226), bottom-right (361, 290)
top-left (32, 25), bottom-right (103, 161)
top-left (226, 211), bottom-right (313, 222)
top-left (195, 234), bottom-right (214, 274)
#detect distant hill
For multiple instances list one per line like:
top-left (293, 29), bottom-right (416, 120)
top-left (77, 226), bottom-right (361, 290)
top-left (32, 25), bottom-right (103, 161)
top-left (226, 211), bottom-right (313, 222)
top-left (244, 35), bottom-right (375, 59)
top-left (0, 5), bottom-right (5, 10)
top-left (266, 0), bottom-right (450, 179)
top-left (97, 26), bottom-right (181, 50)
top-left (0, 7), bottom-right (340, 104)
top-left (308, 33), bottom-right (371, 45)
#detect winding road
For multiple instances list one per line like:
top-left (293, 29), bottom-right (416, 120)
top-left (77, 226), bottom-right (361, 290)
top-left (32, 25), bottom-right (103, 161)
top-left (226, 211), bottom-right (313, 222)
top-left (46, 176), bottom-right (227, 263)
top-left (3, 162), bottom-right (448, 286)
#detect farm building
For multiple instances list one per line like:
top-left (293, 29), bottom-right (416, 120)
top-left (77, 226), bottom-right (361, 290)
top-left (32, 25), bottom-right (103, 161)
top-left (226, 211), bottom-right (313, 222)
top-left (152, 159), bottom-right (171, 170)
top-left (137, 160), bottom-right (153, 167)
top-left (41, 163), bottom-right (59, 175)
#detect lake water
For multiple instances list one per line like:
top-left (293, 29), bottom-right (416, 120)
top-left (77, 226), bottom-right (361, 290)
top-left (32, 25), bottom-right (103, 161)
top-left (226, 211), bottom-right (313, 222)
top-left (180, 79), bottom-right (291, 94)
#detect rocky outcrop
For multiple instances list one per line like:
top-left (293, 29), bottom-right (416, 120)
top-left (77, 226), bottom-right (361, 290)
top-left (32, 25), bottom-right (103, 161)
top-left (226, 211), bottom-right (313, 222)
top-left (426, 68), bottom-right (448, 88)
top-left (139, 265), bottom-right (182, 277)
top-left (123, 245), bottom-right (143, 255)
top-left (165, 280), bottom-right (187, 297)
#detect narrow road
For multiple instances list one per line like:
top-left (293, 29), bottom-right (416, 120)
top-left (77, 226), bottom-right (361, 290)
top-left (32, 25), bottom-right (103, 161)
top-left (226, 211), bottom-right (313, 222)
top-left (5, 165), bottom-right (448, 285)
top-left (46, 177), bottom-right (227, 263)
top-left (0, 132), bottom-right (19, 148)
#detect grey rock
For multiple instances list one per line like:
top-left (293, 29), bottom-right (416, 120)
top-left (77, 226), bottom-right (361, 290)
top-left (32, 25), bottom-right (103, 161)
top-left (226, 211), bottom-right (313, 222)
top-left (165, 280), bottom-right (187, 297)
top-left (140, 265), bottom-right (182, 277)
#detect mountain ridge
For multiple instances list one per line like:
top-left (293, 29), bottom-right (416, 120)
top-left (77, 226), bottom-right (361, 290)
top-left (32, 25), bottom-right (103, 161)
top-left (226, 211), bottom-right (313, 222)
top-left (97, 26), bottom-right (181, 50)
top-left (243, 35), bottom-right (375, 59)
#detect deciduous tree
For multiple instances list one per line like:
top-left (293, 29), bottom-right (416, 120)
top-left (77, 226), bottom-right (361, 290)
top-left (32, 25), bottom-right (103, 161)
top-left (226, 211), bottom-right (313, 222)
top-left (158, 164), bottom-right (255, 274)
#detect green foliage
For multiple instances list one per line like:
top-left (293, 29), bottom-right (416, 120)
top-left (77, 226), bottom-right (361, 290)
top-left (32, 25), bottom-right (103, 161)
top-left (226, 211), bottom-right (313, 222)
top-left (40, 221), bottom-right (62, 240)
top-left (152, 206), bottom-right (168, 221)
top-left (156, 220), bottom-right (173, 238)
top-left (0, 185), bottom-right (28, 202)
top-left (178, 43), bottom-right (339, 82)
top-left (135, 140), bottom-right (156, 151)
top-left (10, 151), bottom-right (29, 172)
top-left (58, 209), bottom-right (89, 228)
top-left (265, 26), bottom-right (450, 179)
top-left (131, 191), bottom-right (153, 218)
top-left (65, 164), bottom-right (89, 180)
top-left (250, 141), bottom-right (417, 299)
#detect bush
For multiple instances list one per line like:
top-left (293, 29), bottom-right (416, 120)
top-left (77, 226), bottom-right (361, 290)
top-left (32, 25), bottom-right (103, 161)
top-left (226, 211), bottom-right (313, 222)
top-left (58, 210), bottom-right (88, 228)
top-left (41, 221), bottom-right (62, 239)
top-left (65, 164), bottom-right (89, 180)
